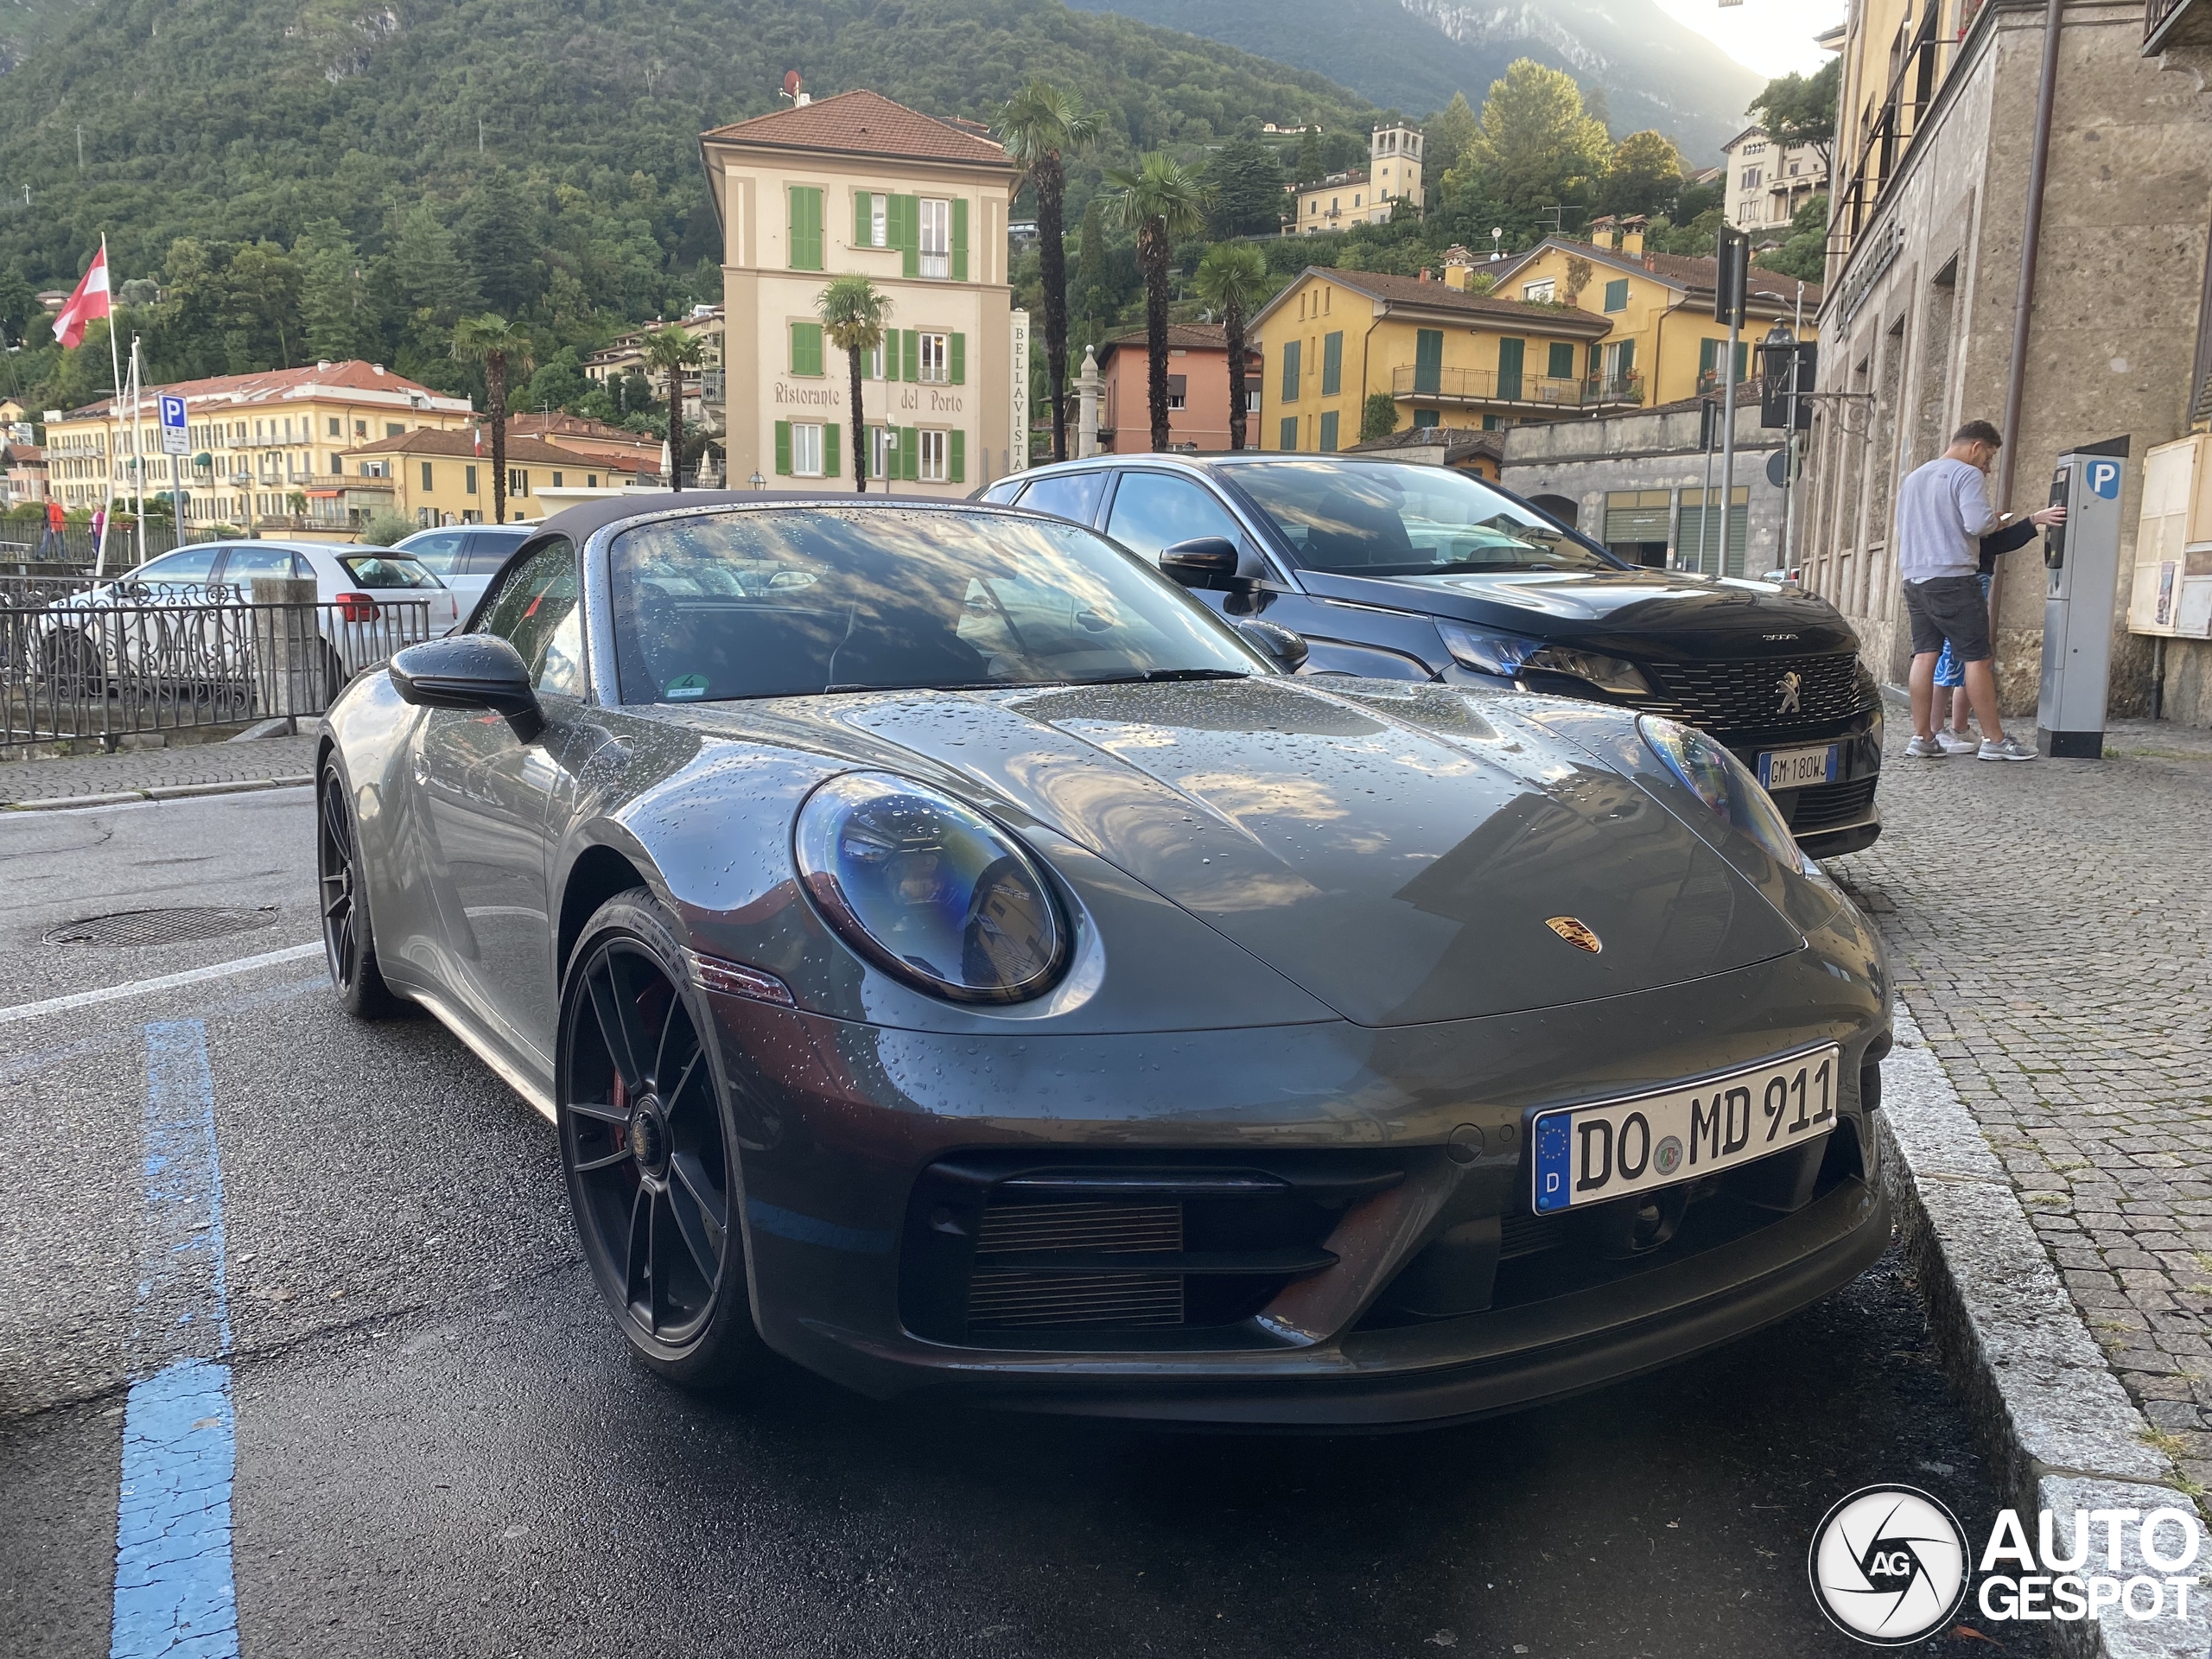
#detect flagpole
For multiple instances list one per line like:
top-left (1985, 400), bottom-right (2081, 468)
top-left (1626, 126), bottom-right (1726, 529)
top-left (99, 235), bottom-right (123, 578)
top-left (129, 336), bottom-right (147, 564)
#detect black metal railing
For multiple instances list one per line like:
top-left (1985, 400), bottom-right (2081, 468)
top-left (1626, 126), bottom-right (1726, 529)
top-left (1, 594), bottom-right (430, 747)
top-left (1393, 365), bottom-right (1642, 409)
top-left (2145, 0), bottom-right (2199, 43)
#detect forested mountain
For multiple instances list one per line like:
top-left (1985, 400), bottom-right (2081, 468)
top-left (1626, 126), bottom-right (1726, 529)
top-left (1065, 0), bottom-right (1765, 156)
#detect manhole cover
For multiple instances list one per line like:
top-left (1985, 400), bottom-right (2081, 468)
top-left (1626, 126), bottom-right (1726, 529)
top-left (44, 906), bottom-right (283, 947)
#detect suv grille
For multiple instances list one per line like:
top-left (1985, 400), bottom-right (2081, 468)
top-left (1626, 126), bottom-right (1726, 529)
top-left (1640, 652), bottom-right (1867, 732)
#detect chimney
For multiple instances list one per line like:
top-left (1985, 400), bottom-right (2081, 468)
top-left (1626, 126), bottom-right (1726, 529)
top-left (1621, 229), bottom-right (1644, 256)
top-left (1418, 268), bottom-right (1432, 283)
top-left (1441, 264), bottom-right (1469, 290)
top-left (1643, 253), bottom-right (1657, 271)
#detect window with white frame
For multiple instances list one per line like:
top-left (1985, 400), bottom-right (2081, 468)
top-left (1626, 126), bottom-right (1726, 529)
top-left (918, 332), bottom-right (949, 383)
top-left (866, 340), bottom-right (887, 379)
top-left (919, 198), bottom-right (950, 279)
top-left (792, 422), bottom-right (824, 477)
top-left (918, 428), bottom-right (948, 482)
top-left (863, 192), bottom-right (888, 248)
top-left (870, 426), bottom-right (898, 479)
top-left (1740, 168), bottom-right (1761, 189)
top-left (1522, 278), bottom-right (1556, 302)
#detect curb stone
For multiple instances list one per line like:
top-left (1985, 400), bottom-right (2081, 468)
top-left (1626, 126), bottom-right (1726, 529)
top-left (0, 774), bottom-right (315, 811)
top-left (1877, 1001), bottom-right (2210, 1659)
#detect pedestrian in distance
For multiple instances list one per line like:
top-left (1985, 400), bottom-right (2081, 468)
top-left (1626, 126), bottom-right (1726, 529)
top-left (1929, 512), bottom-right (2063, 751)
top-left (37, 497), bottom-right (64, 558)
top-left (1897, 420), bottom-right (2066, 762)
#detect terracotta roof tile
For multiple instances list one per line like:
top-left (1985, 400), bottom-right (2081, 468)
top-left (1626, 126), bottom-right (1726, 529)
top-left (1315, 269), bottom-right (1614, 333)
top-left (339, 428), bottom-right (652, 469)
top-left (703, 89), bottom-right (1013, 169)
top-left (63, 359), bottom-right (466, 420)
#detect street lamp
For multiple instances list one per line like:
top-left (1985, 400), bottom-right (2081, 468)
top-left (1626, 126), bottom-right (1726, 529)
top-left (1490, 226), bottom-right (1503, 261)
top-left (747, 470), bottom-right (766, 492)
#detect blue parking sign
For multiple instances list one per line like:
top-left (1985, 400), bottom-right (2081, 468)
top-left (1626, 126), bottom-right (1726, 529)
top-left (158, 393), bottom-right (188, 456)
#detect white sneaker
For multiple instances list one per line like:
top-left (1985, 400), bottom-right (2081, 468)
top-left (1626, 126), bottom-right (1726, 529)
top-left (1936, 729), bottom-right (1978, 754)
top-left (1978, 734), bottom-right (2038, 762)
top-left (1904, 734), bottom-right (1948, 758)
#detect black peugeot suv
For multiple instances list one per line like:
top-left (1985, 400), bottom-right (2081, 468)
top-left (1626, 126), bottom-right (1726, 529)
top-left (981, 453), bottom-right (1881, 859)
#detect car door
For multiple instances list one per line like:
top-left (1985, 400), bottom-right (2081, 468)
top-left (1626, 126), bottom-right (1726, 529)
top-left (410, 536), bottom-right (589, 1070)
top-left (1097, 469), bottom-right (1274, 625)
top-left (398, 530), bottom-right (474, 630)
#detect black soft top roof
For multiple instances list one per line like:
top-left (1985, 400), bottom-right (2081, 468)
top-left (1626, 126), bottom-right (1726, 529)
top-left (529, 489), bottom-right (987, 547)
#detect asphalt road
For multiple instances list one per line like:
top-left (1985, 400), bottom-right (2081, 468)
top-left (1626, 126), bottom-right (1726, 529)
top-left (0, 790), bottom-right (2024, 1659)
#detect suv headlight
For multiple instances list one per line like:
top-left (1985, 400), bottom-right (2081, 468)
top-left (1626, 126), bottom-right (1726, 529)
top-left (1437, 621), bottom-right (1650, 696)
top-left (1638, 715), bottom-right (1808, 871)
top-left (795, 772), bottom-right (1068, 1003)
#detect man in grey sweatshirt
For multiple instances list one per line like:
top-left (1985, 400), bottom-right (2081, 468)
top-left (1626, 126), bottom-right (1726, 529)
top-left (1896, 420), bottom-right (2066, 762)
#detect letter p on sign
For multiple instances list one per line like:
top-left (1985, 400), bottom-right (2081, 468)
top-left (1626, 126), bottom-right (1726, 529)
top-left (2088, 460), bottom-right (2121, 499)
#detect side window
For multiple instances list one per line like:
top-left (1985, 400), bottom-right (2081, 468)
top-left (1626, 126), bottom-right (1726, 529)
top-left (1017, 470), bottom-right (1108, 525)
top-left (221, 544), bottom-right (306, 587)
top-left (474, 537), bottom-right (582, 694)
top-left (976, 479), bottom-right (1024, 505)
top-left (463, 535), bottom-right (523, 576)
top-left (1103, 473), bottom-right (1246, 563)
top-left (131, 547), bottom-right (223, 588)
top-left (402, 531), bottom-right (467, 576)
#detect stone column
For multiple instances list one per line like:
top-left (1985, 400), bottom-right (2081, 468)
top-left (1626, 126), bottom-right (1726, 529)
top-left (250, 575), bottom-right (321, 733)
top-left (1075, 346), bottom-right (1103, 460)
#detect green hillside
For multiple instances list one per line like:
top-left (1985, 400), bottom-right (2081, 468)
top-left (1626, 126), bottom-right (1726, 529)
top-left (0, 0), bottom-right (1367, 296)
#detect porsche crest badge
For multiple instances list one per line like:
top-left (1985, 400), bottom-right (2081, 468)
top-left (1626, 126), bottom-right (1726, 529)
top-left (1543, 916), bottom-right (1603, 954)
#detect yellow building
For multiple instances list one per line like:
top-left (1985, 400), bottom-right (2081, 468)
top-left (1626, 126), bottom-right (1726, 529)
top-left (42, 360), bottom-right (473, 530)
top-left (1249, 267), bottom-right (1614, 452)
top-left (338, 428), bottom-right (647, 526)
top-left (1485, 227), bottom-right (1821, 409)
top-left (1283, 122), bottom-right (1426, 235)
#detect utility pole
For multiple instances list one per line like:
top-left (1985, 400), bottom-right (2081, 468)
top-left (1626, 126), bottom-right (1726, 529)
top-left (1714, 226), bottom-right (1751, 579)
top-left (478, 119), bottom-right (486, 154)
top-left (76, 125), bottom-right (85, 170)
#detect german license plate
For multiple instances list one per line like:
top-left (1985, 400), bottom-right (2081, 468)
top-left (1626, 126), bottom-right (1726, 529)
top-left (1531, 1047), bottom-right (1841, 1214)
top-left (1758, 742), bottom-right (1838, 791)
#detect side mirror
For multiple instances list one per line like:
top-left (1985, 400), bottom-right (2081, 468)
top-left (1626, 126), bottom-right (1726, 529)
top-left (390, 634), bottom-right (544, 741)
top-left (1159, 536), bottom-right (1267, 593)
top-left (1235, 619), bottom-right (1309, 674)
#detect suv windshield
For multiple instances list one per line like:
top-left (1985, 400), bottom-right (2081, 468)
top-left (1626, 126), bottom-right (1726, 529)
top-left (608, 508), bottom-right (1266, 704)
top-left (1230, 461), bottom-right (1619, 576)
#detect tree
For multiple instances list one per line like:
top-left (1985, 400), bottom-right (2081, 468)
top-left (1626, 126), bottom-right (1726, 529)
top-left (1749, 59), bottom-right (1840, 173)
top-left (642, 325), bottom-right (703, 491)
top-left (1463, 60), bottom-right (1611, 216)
top-left (463, 170), bottom-right (541, 315)
top-left (1359, 391), bottom-right (1398, 442)
top-left (1000, 80), bottom-right (1100, 466)
top-left (816, 274), bottom-right (891, 493)
top-left (1605, 131), bottom-right (1686, 219)
top-left (450, 314), bottom-right (533, 524)
top-left (295, 219), bottom-right (376, 362)
top-left (1105, 154), bottom-right (1211, 453)
top-left (394, 207), bottom-right (480, 356)
top-left (1294, 126), bottom-right (1323, 188)
top-left (1754, 194), bottom-right (1830, 283)
top-left (1207, 136), bottom-right (1284, 238)
top-left (1192, 244), bottom-right (1267, 452)
top-left (1427, 92), bottom-right (1479, 181)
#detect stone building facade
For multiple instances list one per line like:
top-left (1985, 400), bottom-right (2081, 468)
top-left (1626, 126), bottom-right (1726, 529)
top-left (1799, 0), bottom-right (2212, 717)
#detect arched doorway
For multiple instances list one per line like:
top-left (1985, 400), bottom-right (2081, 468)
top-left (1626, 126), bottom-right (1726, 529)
top-left (1529, 493), bottom-right (1579, 529)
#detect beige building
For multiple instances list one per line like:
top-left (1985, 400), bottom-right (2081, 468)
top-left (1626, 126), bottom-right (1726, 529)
top-left (1799, 0), bottom-right (2212, 721)
top-left (700, 89), bottom-right (1024, 493)
top-left (584, 305), bottom-right (728, 441)
top-left (44, 361), bottom-right (473, 530)
top-left (1719, 125), bottom-right (1830, 234)
top-left (1284, 123), bottom-right (1426, 236)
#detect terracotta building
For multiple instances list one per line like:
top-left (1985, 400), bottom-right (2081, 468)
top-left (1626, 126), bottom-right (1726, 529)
top-left (1096, 324), bottom-right (1262, 453)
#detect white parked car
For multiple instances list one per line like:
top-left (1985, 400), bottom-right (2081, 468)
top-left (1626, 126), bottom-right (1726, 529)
top-left (391, 524), bottom-right (535, 630)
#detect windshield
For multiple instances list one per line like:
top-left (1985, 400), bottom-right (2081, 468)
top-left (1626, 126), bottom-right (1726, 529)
top-left (341, 555), bottom-right (442, 590)
top-left (608, 507), bottom-right (1268, 704)
top-left (1230, 461), bottom-right (1620, 576)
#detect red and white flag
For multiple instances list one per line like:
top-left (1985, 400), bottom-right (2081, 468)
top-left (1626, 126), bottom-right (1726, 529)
top-left (52, 245), bottom-right (111, 348)
top-left (473, 425), bottom-right (482, 456)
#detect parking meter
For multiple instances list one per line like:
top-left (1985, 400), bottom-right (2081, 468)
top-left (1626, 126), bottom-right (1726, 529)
top-left (2035, 437), bottom-right (2129, 760)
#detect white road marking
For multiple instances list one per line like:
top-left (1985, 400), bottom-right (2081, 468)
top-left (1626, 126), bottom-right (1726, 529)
top-left (0, 943), bottom-right (324, 1027)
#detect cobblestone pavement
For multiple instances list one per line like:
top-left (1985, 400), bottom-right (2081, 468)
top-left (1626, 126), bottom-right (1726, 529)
top-left (1834, 713), bottom-right (2212, 1499)
top-left (0, 733), bottom-right (321, 804)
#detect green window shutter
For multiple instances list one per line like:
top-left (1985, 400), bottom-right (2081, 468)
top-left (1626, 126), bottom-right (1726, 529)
top-left (951, 198), bottom-right (969, 283)
top-left (1619, 339), bottom-right (1635, 376)
top-left (1414, 329), bottom-right (1442, 395)
top-left (773, 421), bottom-right (792, 476)
top-left (861, 425), bottom-right (876, 479)
top-left (1547, 342), bottom-right (1574, 380)
top-left (1320, 331), bottom-right (1343, 397)
top-left (1497, 337), bottom-right (1524, 401)
top-left (823, 423), bottom-right (840, 480)
top-left (1279, 416), bottom-right (1298, 452)
top-left (854, 191), bottom-right (871, 248)
top-left (791, 321), bottom-right (823, 377)
top-left (1699, 337), bottom-right (1718, 378)
top-left (1319, 410), bottom-right (1339, 452)
top-left (901, 329), bottom-right (920, 383)
top-left (949, 429), bottom-right (965, 484)
top-left (1281, 340), bottom-right (1301, 402)
top-left (1733, 340), bottom-right (1749, 385)
top-left (788, 187), bottom-right (823, 271)
top-left (905, 427), bottom-right (921, 481)
top-left (1603, 277), bottom-right (1628, 313)
top-left (892, 195), bottom-right (919, 277)
top-left (948, 332), bottom-right (966, 386)
top-left (1587, 342), bottom-right (1602, 381)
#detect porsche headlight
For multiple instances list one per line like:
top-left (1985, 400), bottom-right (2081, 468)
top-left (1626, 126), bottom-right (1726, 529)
top-left (1436, 621), bottom-right (1650, 696)
top-left (1638, 715), bottom-right (1808, 871)
top-left (795, 772), bottom-right (1067, 1003)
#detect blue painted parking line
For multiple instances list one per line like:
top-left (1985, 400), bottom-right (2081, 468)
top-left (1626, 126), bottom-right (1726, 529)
top-left (111, 1020), bottom-right (239, 1659)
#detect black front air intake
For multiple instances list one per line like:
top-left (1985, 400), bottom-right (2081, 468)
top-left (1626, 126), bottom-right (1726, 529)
top-left (967, 1202), bottom-right (1186, 1329)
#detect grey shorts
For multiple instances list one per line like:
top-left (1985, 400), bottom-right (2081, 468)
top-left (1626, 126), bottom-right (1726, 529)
top-left (1904, 574), bottom-right (1991, 664)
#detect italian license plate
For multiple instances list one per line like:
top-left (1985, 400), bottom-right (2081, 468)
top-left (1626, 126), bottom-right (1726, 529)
top-left (1531, 1047), bottom-right (1841, 1214)
top-left (1758, 742), bottom-right (1838, 791)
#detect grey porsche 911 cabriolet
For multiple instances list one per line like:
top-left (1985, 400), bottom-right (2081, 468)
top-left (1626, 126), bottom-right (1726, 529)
top-left (316, 491), bottom-right (1892, 1427)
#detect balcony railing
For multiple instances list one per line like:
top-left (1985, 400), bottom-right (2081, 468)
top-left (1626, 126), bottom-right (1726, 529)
top-left (2146, 0), bottom-right (2203, 46)
top-left (1392, 365), bottom-right (1642, 410)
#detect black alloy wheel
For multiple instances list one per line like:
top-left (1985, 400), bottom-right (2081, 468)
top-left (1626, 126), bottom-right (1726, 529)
top-left (317, 761), bottom-right (404, 1019)
top-left (558, 892), bottom-right (766, 1387)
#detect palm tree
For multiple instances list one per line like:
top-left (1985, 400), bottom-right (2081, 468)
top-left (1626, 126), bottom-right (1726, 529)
top-left (816, 275), bottom-right (892, 493)
top-left (450, 315), bottom-right (534, 526)
top-left (1104, 155), bottom-right (1212, 453)
top-left (643, 325), bottom-right (704, 492)
top-left (998, 80), bottom-right (1098, 466)
top-left (1192, 243), bottom-right (1268, 453)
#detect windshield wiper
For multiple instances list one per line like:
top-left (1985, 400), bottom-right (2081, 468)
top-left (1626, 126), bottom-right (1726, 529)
top-left (1075, 667), bottom-right (1252, 686)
